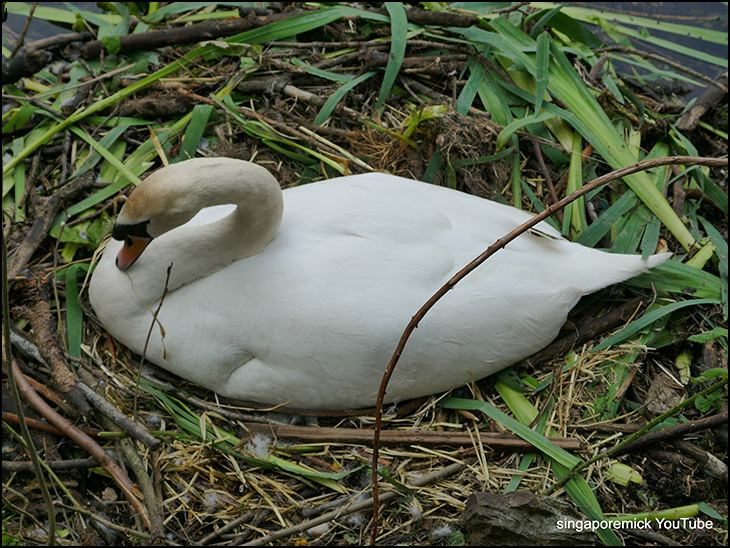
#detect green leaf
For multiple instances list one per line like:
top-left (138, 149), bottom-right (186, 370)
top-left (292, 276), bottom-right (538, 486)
top-left (688, 328), bottom-right (728, 344)
top-left (178, 104), bottom-right (216, 161)
top-left (5, 2), bottom-right (121, 25)
top-left (314, 71), bottom-right (377, 125)
top-left (65, 264), bottom-right (89, 360)
top-left (291, 58), bottom-right (355, 83)
top-left (593, 298), bottom-right (722, 352)
top-left (496, 111), bottom-right (557, 150)
top-left (700, 216), bottom-right (728, 317)
top-left (465, 18), bottom-right (696, 250)
top-left (374, 2), bottom-right (408, 112)
top-left (101, 34), bottom-right (122, 55)
top-left (534, 31), bottom-right (550, 114)
top-left (606, 462), bottom-right (643, 486)
top-left (457, 56), bottom-right (488, 116)
top-left (531, 9), bottom-right (603, 48)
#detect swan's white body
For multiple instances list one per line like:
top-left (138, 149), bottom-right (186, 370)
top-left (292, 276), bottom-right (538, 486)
top-left (90, 158), bottom-right (668, 410)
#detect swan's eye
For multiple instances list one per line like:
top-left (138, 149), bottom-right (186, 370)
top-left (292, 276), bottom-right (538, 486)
top-left (112, 220), bottom-right (152, 241)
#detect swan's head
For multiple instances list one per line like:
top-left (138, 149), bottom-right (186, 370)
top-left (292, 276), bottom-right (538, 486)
top-left (112, 162), bottom-right (202, 270)
top-left (110, 158), bottom-right (281, 271)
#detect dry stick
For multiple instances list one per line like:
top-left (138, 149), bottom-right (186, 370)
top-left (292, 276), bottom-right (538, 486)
top-left (2, 456), bottom-right (98, 472)
top-left (76, 381), bottom-right (161, 448)
top-left (244, 422), bottom-right (585, 451)
top-left (9, 1), bottom-right (37, 57)
top-left (10, 326), bottom-right (159, 448)
top-left (368, 155), bottom-right (728, 545)
top-left (597, 45), bottom-right (728, 93)
top-left (133, 263), bottom-right (173, 419)
top-left (671, 439), bottom-right (728, 482)
top-left (2, 410), bottom-right (103, 438)
top-left (82, 10), bottom-right (300, 59)
top-left (609, 410), bottom-right (728, 457)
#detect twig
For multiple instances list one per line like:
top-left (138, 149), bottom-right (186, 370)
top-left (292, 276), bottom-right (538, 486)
top-left (81, 10), bottom-right (302, 59)
top-left (678, 71), bottom-right (728, 131)
top-left (370, 5), bottom-right (478, 27)
top-left (2, 456), bottom-right (98, 472)
top-left (369, 155), bottom-right (729, 544)
top-left (19, 279), bottom-right (91, 414)
top-left (670, 439), bottom-right (728, 483)
top-left (597, 45), bottom-right (728, 93)
top-left (76, 381), bottom-right (160, 449)
top-left (244, 422), bottom-right (585, 451)
top-left (9, 2), bottom-right (37, 57)
top-left (55, 503), bottom-right (151, 540)
top-left (106, 418), bottom-right (166, 541)
top-left (610, 410), bottom-right (729, 457)
top-left (531, 139), bottom-right (562, 222)
top-left (133, 263), bottom-right (173, 418)
top-left (2, 411), bottom-right (102, 438)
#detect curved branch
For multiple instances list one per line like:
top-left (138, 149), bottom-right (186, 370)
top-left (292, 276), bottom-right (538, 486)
top-left (369, 155), bottom-right (729, 545)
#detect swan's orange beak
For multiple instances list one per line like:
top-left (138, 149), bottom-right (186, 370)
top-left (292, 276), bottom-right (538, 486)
top-left (116, 235), bottom-right (152, 271)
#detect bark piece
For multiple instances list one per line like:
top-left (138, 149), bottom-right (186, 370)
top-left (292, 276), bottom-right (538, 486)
top-left (460, 491), bottom-right (596, 546)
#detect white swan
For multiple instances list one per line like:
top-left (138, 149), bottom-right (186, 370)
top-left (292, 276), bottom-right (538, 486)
top-left (89, 157), bottom-right (669, 410)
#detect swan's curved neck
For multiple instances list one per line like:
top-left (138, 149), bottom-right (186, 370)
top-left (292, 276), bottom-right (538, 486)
top-left (120, 159), bottom-right (284, 298)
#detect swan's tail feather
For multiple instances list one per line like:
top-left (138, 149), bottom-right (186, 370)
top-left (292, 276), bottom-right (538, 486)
top-left (578, 251), bottom-right (671, 294)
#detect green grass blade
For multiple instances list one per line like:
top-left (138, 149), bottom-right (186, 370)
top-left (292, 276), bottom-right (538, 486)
top-left (314, 71), bottom-right (378, 125)
top-left (557, 5), bottom-right (727, 45)
top-left (6, 2), bottom-right (121, 25)
top-left (11, 137), bottom-right (26, 221)
top-left (468, 18), bottom-right (697, 250)
top-left (291, 58), bottom-right (356, 83)
top-left (374, 3), bottom-right (408, 112)
top-left (593, 298), bottom-right (722, 352)
top-left (476, 70), bottom-right (515, 127)
top-left (534, 31), bottom-right (550, 114)
top-left (565, 131), bottom-right (586, 237)
top-left (547, 39), bottom-right (695, 249)
top-left (700, 216), bottom-right (729, 317)
top-left (496, 111), bottom-right (556, 151)
top-left (178, 104), bottom-right (216, 161)
top-left (64, 264), bottom-right (88, 360)
top-left (576, 191), bottom-right (638, 247)
top-left (456, 56), bottom-right (487, 116)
